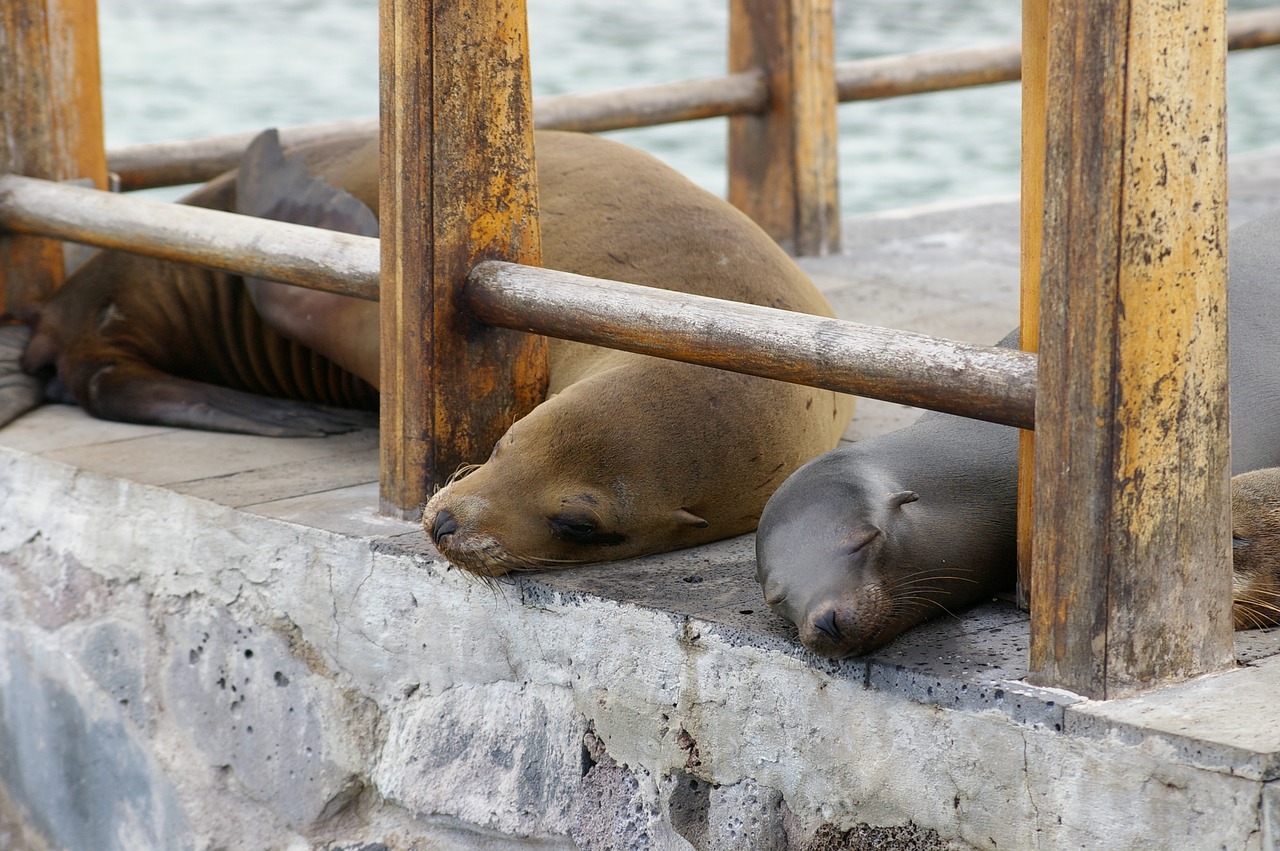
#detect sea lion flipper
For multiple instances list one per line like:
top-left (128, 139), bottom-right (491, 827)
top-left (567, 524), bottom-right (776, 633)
top-left (235, 129), bottom-right (381, 388)
top-left (86, 360), bottom-right (374, 437)
top-left (236, 129), bottom-right (379, 238)
top-left (0, 324), bottom-right (46, 428)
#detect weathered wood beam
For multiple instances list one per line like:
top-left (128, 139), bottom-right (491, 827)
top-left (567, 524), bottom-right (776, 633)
top-left (0, 173), bottom-right (1036, 428)
top-left (378, 0), bottom-right (546, 518)
top-left (466, 260), bottom-right (1036, 429)
top-left (1016, 0), bottom-right (1049, 610)
top-left (1029, 0), bottom-right (1234, 698)
top-left (0, 174), bottom-right (379, 299)
top-left (0, 0), bottom-right (106, 313)
top-left (728, 0), bottom-right (841, 256)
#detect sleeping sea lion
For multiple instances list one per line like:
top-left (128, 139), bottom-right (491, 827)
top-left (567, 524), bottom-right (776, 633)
top-left (7, 131), bottom-right (381, 436)
top-left (756, 209), bottom-right (1280, 658)
top-left (2, 129), bottom-right (853, 570)
top-left (421, 131), bottom-right (854, 574)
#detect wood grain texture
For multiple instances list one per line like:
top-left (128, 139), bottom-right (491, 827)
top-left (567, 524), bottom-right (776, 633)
top-left (0, 174), bottom-right (380, 299)
top-left (1016, 0), bottom-right (1048, 611)
top-left (1, 0), bottom-right (105, 312)
top-left (1029, 0), bottom-right (1234, 698)
top-left (728, 0), bottom-right (840, 256)
top-left (468, 260), bottom-right (1036, 429)
top-left (378, 0), bottom-right (546, 518)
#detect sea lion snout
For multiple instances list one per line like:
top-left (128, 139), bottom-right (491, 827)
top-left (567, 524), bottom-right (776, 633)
top-left (795, 584), bottom-right (898, 659)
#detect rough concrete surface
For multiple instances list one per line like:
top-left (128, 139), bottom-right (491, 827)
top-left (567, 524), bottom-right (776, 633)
top-left (3, 151), bottom-right (1280, 849)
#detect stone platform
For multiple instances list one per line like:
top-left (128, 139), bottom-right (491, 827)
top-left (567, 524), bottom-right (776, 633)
top-left (3, 149), bottom-right (1280, 850)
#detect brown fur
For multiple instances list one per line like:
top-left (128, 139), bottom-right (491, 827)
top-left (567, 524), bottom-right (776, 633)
top-left (1231, 468), bottom-right (1280, 630)
top-left (11, 129), bottom-right (852, 568)
top-left (423, 131), bottom-right (853, 574)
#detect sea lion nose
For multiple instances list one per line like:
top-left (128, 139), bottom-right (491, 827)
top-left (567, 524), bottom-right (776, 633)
top-left (812, 608), bottom-right (844, 642)
top-left (431, 509), bottom-right (458, 544)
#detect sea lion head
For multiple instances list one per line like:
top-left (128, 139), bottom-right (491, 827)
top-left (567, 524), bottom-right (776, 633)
top-left (423, 364), bottom-right (723, 576)
top-left (755, 448), bottom-right (938, 659)
top-left (1230, 467), bottom-right (1280, 630)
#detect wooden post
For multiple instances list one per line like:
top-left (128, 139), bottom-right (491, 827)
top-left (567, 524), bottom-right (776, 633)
top-left (0, 0), bottom-right (106, 314)
top-left (378, 0), bottom-right (547, 518)
top-left (728, 0), bottom-right (840, 256)
top-left (1015, 0), bottom-right (1048, 610)
top-left (1029, 0), bottom-right (1234, 698)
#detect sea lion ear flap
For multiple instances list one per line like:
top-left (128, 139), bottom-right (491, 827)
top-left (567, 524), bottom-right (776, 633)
top-left (674, 508), bottom-right (710, 528)
top-left (889, 490), bottom-right (919, 508)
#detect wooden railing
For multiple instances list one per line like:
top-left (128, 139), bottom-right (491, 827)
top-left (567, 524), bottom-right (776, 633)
top-left (3, 0), bottom-right (1278, 699)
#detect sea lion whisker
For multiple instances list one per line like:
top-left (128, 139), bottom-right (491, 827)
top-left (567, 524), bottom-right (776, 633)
top-left (446, 463), bottom-right (484, 486)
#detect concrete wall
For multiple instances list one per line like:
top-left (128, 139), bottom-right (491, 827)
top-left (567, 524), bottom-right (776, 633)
top-left (2, 418), bottom-right (1278, 850)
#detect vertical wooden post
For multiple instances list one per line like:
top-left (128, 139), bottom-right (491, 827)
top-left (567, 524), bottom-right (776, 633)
top-left (728, 0), bottom-right (840, 256)
top-left (1015, 0), bottom-right (1049, 610)
top-left (0, 0), bottom-right (106, 314)
top-left (1029, 0), bottom-right (1234, 698)
top-left (378, 0), bottom-right (547, 518)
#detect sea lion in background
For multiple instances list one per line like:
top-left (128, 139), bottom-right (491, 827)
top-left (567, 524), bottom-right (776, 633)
top-left (8, 132), bottom-right (381, 436)
top-left (757, 208), bottom-right (1280, 659)
top-left (3, 128), bottom-right (853, 570)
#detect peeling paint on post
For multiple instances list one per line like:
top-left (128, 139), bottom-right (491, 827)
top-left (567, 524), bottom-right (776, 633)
top-left (1029, 0), bottom-right (1234, 698)
top-left (377, 0), bottom-right (547, 518)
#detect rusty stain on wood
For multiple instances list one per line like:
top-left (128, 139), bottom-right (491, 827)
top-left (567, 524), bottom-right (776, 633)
top-left (378, 0), bottom-right (546, 518)
top-left (1, 0), bottom-right (105, 313)
top-left (1029, 0), bottom-right (1234, 699)
top-left (728, 0), bottom-right (840, 256)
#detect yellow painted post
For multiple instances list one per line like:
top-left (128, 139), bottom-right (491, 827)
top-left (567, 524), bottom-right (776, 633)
top-left (728, 0), bottom-right (840, 256)
top-left (1029, 0), bottom-right (1234, 697)
top-left (0, 0), bottom-right (106, 313)
top-left (378, 0), bottom-right (547, 518)
top-left (1016, 0), bottom-right (1048, 610)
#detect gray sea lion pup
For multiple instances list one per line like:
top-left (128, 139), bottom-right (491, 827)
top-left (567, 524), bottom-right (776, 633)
top-left (757, 208), bottom-right (1280, 658)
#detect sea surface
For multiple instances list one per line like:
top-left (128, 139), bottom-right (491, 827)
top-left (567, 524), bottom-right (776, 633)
top-left (97, 0), bottom-right (1280, 215)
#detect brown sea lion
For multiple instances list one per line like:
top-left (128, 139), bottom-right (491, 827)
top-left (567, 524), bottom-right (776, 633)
top-left (7, 132), bottom-right (381, 436)
top-left (422, 132), bottom-right (854, 574)
top-left (756, 209), bottom-right (1280, 659)
top-left (2, 129), bottom-right (853, 570)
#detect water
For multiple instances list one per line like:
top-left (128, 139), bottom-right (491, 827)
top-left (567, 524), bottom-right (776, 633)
top-left (96, 0), bottom-right (1280, 215)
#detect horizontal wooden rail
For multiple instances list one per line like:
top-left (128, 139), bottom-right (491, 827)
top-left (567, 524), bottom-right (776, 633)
top-left (0, 173), bottom-right (1034, 427)
top-left (465, 260), bottom-right (1035, 428)
top-left (533, 70), bottom-right (767, 133)
top-left (0, 173), bottom-right (379, 299)
top-left (103, 7), bottom-right (1280, 193)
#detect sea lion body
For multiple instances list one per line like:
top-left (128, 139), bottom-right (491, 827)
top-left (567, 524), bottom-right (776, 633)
top-left (13, 134), bottom-right (381, 436)
top-left (757, 209), bottom-right (1280, 658)
top-left (6, 129), bottom-right (852, 568)
top-left (424, 132), bottom-right (854, 573)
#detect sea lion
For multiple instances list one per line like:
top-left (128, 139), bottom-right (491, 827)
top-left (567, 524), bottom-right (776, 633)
top-left (6, 132), bottom-right (381, 436)
top-left (757, 208), bottom-right (1280, 658)
top-left (1229, 468), bottom-right (1280, 630)
top-left (3, 129), bottom-right (853, 570)
top-left (422, 132), bottom-right (854, 574)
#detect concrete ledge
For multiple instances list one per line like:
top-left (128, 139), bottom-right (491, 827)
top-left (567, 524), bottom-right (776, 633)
top-left (4, 154), bottom-right (1280, 849)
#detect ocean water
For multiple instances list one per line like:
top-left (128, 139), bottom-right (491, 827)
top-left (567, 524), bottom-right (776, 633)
top-left (96, 0), bottom-right (1280, 215)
